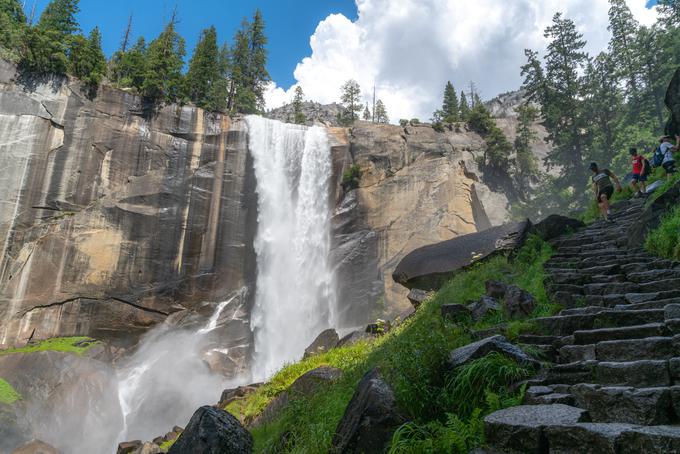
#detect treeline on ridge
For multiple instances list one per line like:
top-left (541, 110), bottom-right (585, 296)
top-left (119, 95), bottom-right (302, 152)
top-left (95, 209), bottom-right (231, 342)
top-left (0, 0), bottom-right (269, 114)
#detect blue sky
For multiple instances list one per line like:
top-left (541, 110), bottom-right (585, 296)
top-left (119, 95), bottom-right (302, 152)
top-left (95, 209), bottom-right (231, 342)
top-left (29, 0), bottom-right (358, 89)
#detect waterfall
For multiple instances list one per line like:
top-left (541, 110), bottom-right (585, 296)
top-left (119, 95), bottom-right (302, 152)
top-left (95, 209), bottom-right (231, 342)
top-left (246, 116), bottom-right (337, 379)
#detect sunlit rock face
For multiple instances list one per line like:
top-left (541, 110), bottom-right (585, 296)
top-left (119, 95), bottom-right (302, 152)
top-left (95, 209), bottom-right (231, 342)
top-left (330, 121), bottom-right (513, 324)
top-left (0, 60), bottom-right (257, 352)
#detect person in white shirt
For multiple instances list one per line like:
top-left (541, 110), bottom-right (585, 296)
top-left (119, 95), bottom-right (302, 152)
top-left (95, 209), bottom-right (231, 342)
top-left (660, 135), bottom-right (678, 179)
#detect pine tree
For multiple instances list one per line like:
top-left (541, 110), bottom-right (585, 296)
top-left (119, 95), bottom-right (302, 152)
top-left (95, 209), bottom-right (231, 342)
top-left (248, 9), bottom-right (269, 112)
top-left (374, 99), bottom-right (388, 124)
top-left (110, 37), bottom-right (147, 90)
top-left (68, 26), bottom-right (106, 85)
top-left (459, 90), bottom-right (470, 120)
top-left (520, 49), bottom-right (545, 104)
top-left (442, 81), bottom-right (459, 122)
top-left (339, 79), bottom-right (362, 125)
top-left (293, 86), bottom-right (306, 124)
top-left (37, 0), bottom-right (79, 37)
top-left (143, 16), bottom-right (186, 102)
top-left (607, 0), bottom-right (641, 100)
top-left (467, 104), bottom-right (513, 175)
top-left (186, 26), bottom-right (226, 110)
top-left (658, 0), bottom-right (680, 25)
top-left (362, 105), bottom-right (371, 121)
top-left (0, 0), bottom-right (27, 56)
top-left (514, 103), bottom-right (540, 180)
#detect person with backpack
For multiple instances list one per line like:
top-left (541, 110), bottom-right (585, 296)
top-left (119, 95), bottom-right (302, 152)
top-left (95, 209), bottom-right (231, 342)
top-left (629, 147), bottom-right (650, 197)
top-left (660, 135), bottom-right (678, 179)
top-left (653, 139), bottom-right (665, 168)
top-left (590, 162), bottom-right (622, 222)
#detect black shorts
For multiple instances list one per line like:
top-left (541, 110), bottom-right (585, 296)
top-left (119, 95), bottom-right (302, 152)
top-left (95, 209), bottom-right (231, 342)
top-left (597, 186), bottom-right (614, 202)
top-left (663, 161), bottom-right (677, 174)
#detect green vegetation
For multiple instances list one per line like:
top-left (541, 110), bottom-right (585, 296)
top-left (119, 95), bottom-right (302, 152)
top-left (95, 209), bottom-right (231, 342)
top-left (228, 235), bottom-right (554, 453)
top-left (292, 86), bottom-right (306, 125)
top-left (159, 436), bottom-right (179, 452)
top-left (338, 79), bottom-right (363, 125)
top-left (646, 204), bottom-right (680, 260)
top-left (342, 164), bottom-right (362, 190)
top-left (0, 337), bottom-right (99, 356)
top-left (0, 378), bottom-right (21, 404)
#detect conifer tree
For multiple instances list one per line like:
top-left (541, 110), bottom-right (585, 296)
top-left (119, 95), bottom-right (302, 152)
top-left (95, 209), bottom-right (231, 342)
top-left (142, 16), bottom-right (186, 102)
top-left (0, 0), bottom-right (27, 55)
top-left (339, 79), bottom-right (362, 125)
top-left (514, 103), bottom-right (540, 179)
top-left (362, 105), bottom-right (371, 121)
top-left (658, 0), bottom-right (680, 25)
top-left (248, 9), bottom-right (269, 112)
top-left (293, 86), bottom-right (306, 124)
top-left (110, 37), bottom-right (147, 90)
top-left (441, 81), bottom-right (459, 122)
top-left (374, 99), bottom-right (388, 124)
top-left (68, 26), bottom-right (106, 85)
top-left (459, 90), bottom-right (470, 120)
top-left (37, 0), bottom-right (79, 37)
top-left (607, 0), bottom-right (640, 99)
top-left (467, 104), bottom-right (512, 175)
top-left (185, 26), bottom-right (228, 111)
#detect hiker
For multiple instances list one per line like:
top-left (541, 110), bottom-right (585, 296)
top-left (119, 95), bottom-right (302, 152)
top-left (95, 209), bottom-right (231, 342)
top-left (629, 147), bottom-right (650, 196)
top-left (590, 162), bottom-right (622, 222)
top-left (660, 135), bottom-right (678, 179)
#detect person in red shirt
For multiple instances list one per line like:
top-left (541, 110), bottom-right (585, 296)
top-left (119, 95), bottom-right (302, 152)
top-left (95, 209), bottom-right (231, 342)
top-left (630, 147), bottom-right (647, 197)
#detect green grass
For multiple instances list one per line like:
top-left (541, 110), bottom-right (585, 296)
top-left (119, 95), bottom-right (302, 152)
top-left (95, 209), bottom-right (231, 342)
top-left (645, 204), bottom-right (680, 260)
top-left (159, 436), bottom-right (179, 452)
top-left (229, 235), bottom-right (554, 453)
top-left (0, 378), bottom-right (21, 404)
top-left (0, 337), bottom-right (99, 356)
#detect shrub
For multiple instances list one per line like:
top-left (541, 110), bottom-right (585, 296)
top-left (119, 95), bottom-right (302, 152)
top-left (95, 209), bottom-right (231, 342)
top-left (399, 119), bottom-right (409, 127)
top-left (645, 204), bottom-right (680, 260)
top-left (342, 164), bottom-right (362, 190)
top-left (410, 118), bottom-right (420, 125)
top-left (432, 122), bottom-right (445, 133)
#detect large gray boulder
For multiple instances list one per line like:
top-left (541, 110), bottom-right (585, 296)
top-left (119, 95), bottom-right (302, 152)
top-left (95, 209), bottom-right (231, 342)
top-left (303, 329), bottom-right (340, 358)
top-left (331, 369), bottom-right (406, 453)
top-left (531, 214), bottom-right (584, 241)
top-left (449, 335), bottom-right (539, 369)
top-left (665, 67), bottom-right (680, 137)
top-left (392, 220), bottom-right (531, 290)
top-left (168, 406), bottom-right (252, 454)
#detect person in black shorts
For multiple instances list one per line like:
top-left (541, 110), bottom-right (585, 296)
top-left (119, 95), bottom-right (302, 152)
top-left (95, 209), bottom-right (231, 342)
top-left (590, 162), bottom-right (622, 222)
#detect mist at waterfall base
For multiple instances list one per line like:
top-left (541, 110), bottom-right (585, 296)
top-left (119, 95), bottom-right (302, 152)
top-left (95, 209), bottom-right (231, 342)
top-left (34, 299), bottom-right (238, 453)
top-left (246, 116), bottom-right (337, 380)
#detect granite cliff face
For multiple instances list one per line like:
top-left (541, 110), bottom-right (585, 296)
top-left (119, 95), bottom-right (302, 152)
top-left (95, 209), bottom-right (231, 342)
top-left (0, 60), bottom-right (256, 369)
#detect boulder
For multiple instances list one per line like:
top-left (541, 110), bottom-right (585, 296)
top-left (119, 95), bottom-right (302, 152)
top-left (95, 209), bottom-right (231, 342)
top-left (484, 404), bottom-right (589, 453)
top-left (117, 441), bottom-right (142, 454)
top-left (406, 288), bottom-right (431, 308)
top-left (441, 304), bottom-right (472, 322)
top-left (303, 329), bottom-right (340, 358)
top-left (168, 406), bottom-right (252, 454)
top-left (392, 220), bottom-right (531, 290)
top-left (545, 423), bottom-right (637, 454)
top-left (449, 335), bottom-right (539, 369)
top-left (665, 67), bottom-right (680, 137)
top-left (469, 296), bottom-right (501, 321)
top-left (337, 330), bottom-right (374, 348)
top-left (504, 285), bottom-right (536, 318)
top-left (11, 440), bottom-right (60, 454)
top-left (218, 384), bottom-right (261, 408)
top-left (485, 280), bottom-right (508, 300)
top-left (134, 443), bottom-right (161, 454)
top-left (531, 214), bottom-right (585, 241)
top-left (331, 369), bottom-right (406, 454)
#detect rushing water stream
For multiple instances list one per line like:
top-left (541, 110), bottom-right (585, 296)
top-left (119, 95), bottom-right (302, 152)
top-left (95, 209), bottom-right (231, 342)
top-left (246, 116), bottom-right (337, 380)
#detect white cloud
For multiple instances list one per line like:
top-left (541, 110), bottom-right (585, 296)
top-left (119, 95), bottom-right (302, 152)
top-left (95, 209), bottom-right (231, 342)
top-left (265, 0), bottom-right (659, 122)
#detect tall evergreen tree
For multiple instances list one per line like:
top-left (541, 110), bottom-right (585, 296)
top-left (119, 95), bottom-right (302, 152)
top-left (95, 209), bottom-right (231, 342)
top-left (362, 105), bottom-right (371, 121)
top-left (441, 81), bottom-right (459, 122)
top-left (374, 99), bottom-right (388, 124)
top-left (607, 0), bottom-right (641, 100)
top-left (0, 0), bottom-right (27, 55)
top-left (110, 37), bottom-right (147, 90)
top-left (658, 0), bottom-right (680, 25)
top-left (247, 9), bottom-right (269, 112)
top-left (339, 79), bottom-right (362, 125)
top-left (293, 86), bottom-right (306, 124)
top-left (68, 26), bottom-right (106, 85)
top-left (142, 17), bottom-right (186, 102)
top-left (467, 104), bottom-right (513, 176)
top-left (185, 26), bottom-right (227, 110)
top-left (459, 90), bottom-right (470, 120)
top-left (514, 103), bottom-right (540, 180)
top-left (37, 0), bottom-right (79, 37)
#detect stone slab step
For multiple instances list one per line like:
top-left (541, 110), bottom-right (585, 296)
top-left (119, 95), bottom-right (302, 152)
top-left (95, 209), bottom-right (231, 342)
top-left (583, 282), bottom-right (640, 296)
top-left (595, 360), bottom-right (671, 387)
top-left (572, 323), bottom-right (670, 345)
top-left (615, 298), bottom-right (680, 311)
top-left (638, 278), bottom-right (680, 293)
top-left (535, 310), bottom-right (665, 336)
top-left (571, 384), bottom-right (675, 425)
top-left (594, 336), bottom-right (676, 362)
top-left (545, 423), bottom-right (640, 454)
top-left (628, 269), bottom-right (680, 283)
top-left (621, 260), bottom-right (678, 273)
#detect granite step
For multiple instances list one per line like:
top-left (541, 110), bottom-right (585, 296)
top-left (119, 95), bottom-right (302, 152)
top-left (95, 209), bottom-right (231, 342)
top-left (572, 323), bottom-right (670, 345)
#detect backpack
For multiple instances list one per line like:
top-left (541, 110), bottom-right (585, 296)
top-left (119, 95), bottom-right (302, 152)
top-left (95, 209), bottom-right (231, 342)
top-left (642, 158), bottom-right (652, 176)
top-left (653, 147), bottom-right (664, 167)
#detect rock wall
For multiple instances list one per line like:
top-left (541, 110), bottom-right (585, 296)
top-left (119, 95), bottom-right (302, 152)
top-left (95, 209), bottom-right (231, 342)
top-left (331, 121), bottom-right (516, 325)
top-left (0, 60), bottom-right (257, 354)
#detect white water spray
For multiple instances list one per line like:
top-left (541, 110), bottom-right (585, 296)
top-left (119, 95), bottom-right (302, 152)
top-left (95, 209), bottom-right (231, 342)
top-left (246, 116), bottom-right (337, 379)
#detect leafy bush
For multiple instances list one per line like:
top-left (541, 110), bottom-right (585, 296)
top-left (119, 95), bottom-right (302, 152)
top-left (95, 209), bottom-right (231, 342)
top-left (342, 164), bottom-right (362, 190)
top-left (410, 118), bottom-right (420, 125)
top-left (645, 204), bottom-right (680, 260)
top-left (399, 119), bottom-right (409, 127)
top-left (432, 122), bottom-right (445, 133)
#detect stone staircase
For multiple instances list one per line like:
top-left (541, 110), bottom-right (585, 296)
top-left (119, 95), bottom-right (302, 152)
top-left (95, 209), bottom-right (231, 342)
top-left (483, 197), bottom-right (680, 453)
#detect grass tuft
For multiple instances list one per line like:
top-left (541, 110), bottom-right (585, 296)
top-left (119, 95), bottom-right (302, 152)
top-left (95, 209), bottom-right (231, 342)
top-left (0, 378), bottom-right (21, 405)
top-left (0, 337), bottom-right (99, 356)
top-left (645, 204), bottom-right (680, 260)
